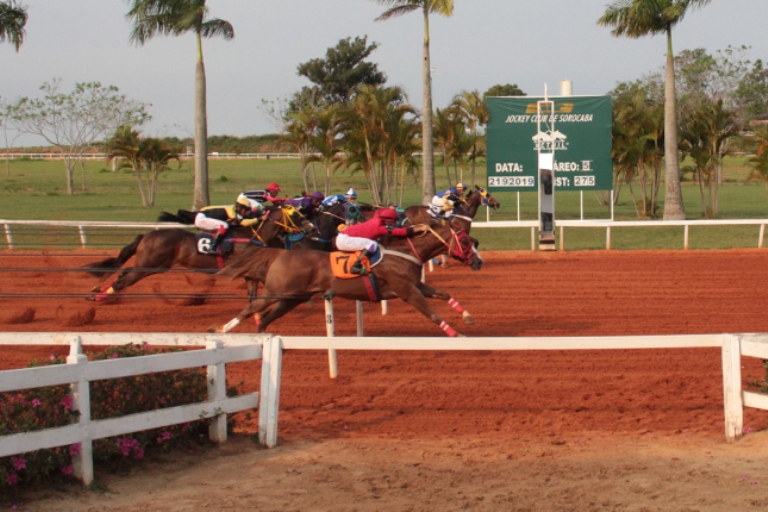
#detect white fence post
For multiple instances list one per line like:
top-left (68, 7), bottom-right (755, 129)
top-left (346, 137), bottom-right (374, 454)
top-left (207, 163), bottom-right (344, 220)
top-left (531, 227), bottom-right (535, 251)
top-left (606, 226), bottom-right (611, 250)
top-left (206, 341), bottom-right (227, 443)
top-left (684, 225), bottom-right (690, 250)
top-left (258, 335), bottom-right (282, 448)
top-left (759, 224), bottom-right (765, 249)
top-left (67, 336), bottom-right (93, 485)
top-left (356, 301), bottom-right (364, 337)
top-left (4, 224), bottom-right (13, 250)
top-left (78, 226), bottom-right (88, 249)
top-left (721, 334), bottom-right (744, 443)
top-left (324, 294), bottom-right (338, 379)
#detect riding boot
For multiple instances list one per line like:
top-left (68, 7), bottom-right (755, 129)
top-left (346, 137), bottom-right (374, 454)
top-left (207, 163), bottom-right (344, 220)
top-left (211, 230), bottom-right (227, 254)
top-left (350, 249), bottom-right (372, 275)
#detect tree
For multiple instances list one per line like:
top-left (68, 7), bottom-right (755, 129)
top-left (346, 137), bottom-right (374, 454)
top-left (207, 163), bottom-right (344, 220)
top-left (0, 0), bottom-right (27, 52)
top-left (742, 126), bottom-right (768, 195)
top-left (598, 0), bottom-right (712, 220)
top-left (106, 125), bottom-right (179, 207)
top-left (452, 89), bottom-right (489, 187)
top-left (295, 36), bottom-right (387, 106)
top-left (125, 0), bottom-right (234, 210)
top-left (279, 105), bottom-right (318, 193)
top-left (0, 96), bottom-right (23, 177)
top-left (307, 104), bottom-right (344, 196)
top-left (483, 83), bottom-right (526, 98)
top-left (374, 0), bottom-right (454, 206)
top-left (14, 80), bottom-right (150, 195)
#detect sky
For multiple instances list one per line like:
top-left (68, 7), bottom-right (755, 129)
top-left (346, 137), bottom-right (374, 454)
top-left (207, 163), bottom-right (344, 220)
top-left (2, 0), bottom-right (767, 145)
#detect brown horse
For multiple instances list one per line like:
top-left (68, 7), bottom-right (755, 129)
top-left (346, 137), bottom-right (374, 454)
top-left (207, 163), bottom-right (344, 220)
top-left (209, 222), bottom-right (481, 336)
top-left (82, 206), bottom-right (315, 301)
top-left (402, 185), bottom-right (501, 232)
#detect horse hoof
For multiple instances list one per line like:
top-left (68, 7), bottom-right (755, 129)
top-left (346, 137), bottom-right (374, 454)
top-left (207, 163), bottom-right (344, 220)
top-left (456, 333), bottom-right (466, 337)
top-left (85, 295), bottom-right (95, 302)
top-left (207, 325), bottom-right (221, 333)
top-left (463, 316), bottom-right (474, 325)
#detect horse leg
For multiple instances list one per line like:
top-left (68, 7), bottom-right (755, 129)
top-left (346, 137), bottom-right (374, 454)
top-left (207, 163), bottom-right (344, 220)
top-left (88, 268), bottom-right (164, 301)
top-left (209, 296), bottom-right (280, 333)
top-left (393, 283), bottom-right (463, 337)
top-left (246, 277), bottom-right (260, 302)
top-left (254, 298), bottom-right (307, 333)
top-left (416, 282), bottom-right (474, 324)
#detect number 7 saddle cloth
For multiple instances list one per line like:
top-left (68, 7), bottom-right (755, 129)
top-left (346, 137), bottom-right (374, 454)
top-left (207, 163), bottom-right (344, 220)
top-left (329, 247), bottom-right (383, 279)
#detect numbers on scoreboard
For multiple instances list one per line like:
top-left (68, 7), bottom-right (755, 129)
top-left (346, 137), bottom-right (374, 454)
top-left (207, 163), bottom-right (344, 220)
top-left (488, 176), bottom-right (535, 187)
top-left (574, 175), bottom-right (595, 187)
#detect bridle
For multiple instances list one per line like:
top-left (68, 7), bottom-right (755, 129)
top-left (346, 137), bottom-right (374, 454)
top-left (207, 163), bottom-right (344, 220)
top-left (401, 224), bottom-right (475, 266)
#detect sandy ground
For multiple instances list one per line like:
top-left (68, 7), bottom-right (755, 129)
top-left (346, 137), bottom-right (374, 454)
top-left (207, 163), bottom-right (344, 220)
top-left (2, 249), bottom-right (768, 511)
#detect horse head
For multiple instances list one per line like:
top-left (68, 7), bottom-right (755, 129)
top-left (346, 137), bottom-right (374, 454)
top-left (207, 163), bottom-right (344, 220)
top-left (446, 227), bottom-right (483, 271)
top-left (468, 185), bottom-right (500, 211)
top-left (315, 201), bottom-right (363, 241)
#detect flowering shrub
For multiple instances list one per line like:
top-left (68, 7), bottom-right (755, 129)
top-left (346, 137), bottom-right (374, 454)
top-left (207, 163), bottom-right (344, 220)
top-left (0, 343), bottom-right (241, 493)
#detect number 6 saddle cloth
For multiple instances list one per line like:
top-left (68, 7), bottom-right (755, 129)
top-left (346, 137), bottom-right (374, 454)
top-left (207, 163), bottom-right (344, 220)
top-left (330, 247), bottom-right (384, 279)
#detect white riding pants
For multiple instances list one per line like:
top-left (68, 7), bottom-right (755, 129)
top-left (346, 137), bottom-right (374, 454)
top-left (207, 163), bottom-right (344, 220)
top-left (194, 214), bottom-right (228, 232)
top-left (336, 233), bottom-right (377, 253)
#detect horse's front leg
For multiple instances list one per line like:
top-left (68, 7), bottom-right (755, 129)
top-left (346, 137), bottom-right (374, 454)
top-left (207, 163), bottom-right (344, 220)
top-left (208, 296), bottom-right (278, 333)
top-left (416, 282), bottom-right (474, 324)
top-left (395, 285), bottom-right (463, 337)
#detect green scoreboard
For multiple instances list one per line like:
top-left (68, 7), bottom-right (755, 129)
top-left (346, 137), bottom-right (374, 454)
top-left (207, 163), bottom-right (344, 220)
top-left (486, 95), bottom-right (613, 191)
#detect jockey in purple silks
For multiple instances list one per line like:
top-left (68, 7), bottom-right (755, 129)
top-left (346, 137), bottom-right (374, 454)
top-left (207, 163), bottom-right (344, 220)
top-left (284, 191), bottom-right (325, 221)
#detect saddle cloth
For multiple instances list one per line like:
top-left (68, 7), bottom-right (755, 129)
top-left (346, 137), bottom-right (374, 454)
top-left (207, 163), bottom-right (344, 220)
top-left (329, 248), bottom-right (383, 279)
top-left (195, 233), bottom-right (233, 256)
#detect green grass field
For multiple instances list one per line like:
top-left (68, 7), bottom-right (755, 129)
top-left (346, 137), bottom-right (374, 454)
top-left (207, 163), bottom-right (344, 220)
top-left (0, 155), bottom-right (766, 251)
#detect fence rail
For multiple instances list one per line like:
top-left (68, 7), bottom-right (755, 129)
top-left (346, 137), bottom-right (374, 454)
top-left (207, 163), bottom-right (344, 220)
top-left (2, 218), bottom-right (767, 251)
top-left (0, 333), bottom-right (279, 485)
top-left (0, 152), bottom-right (301, 160)
top-left (2, 331), bottom-right (768, 483)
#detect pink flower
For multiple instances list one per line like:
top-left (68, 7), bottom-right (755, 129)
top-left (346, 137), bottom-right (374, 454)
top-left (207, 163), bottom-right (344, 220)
top-left (31, 399), bottom-right (41, 408)
top-left (110, 353), bottom-right (119, 359)
top-left (49, 354), bottom-right (55, 361)
top-left (6, 473), bottom-right (18, 485)
top-left (69, 443), bottom-right (82, 457)
top-left (11, 457), bottom-right (26, 471)
top-left (134, 448), bottom-right (144, 460)
top-left (61, 465), bottom-right (73, 476)
top-left (60, 396), bottom-right (73, 411)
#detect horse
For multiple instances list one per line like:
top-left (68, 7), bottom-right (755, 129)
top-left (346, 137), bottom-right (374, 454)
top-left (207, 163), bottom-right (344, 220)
top-left (281, 199), bottom-right (366, 252)
top-left (402, 185), bottom-right (501, 232)
top-left (81, 206), bottom-right (316, 302)
top-left (209, 222), bottom-right (482, 337)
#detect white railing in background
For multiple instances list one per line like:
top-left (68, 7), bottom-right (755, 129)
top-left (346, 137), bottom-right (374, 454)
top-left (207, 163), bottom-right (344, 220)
top-left (2, 218), bottom-right (767, 251)
top-left (0, 332), bottom-right (281, 486)
top-left (0, 153), bottom-right (300, 160)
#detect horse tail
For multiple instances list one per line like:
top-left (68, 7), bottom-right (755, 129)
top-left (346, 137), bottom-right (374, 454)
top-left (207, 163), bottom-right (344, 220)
top-left (81, 234), bottom-right (144, 278)
top-left (158, 209), bottom-right (197, 224)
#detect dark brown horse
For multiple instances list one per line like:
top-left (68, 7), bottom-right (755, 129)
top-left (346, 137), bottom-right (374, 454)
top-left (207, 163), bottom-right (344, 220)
top-left (402, 185), bottom-right (501, 232)
top-left (82, 206), bottom-right (315, 301)
top-left (209, 222), bottom-right (481, 336)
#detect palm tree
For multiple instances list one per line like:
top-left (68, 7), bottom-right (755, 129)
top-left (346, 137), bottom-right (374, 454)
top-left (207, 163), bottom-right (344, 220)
top-left (280, 104), bottom-right (318, 193)
top-left (452, 90), bottom-right (488, 187)
top-left (307, 104), bottom-right (344, 196)
top-left (597, 0), bottom-right (711, 220)
top-left (373, 0), bottom-right (454, 206)
top-left (0, 0), bottom-right (27, 52)
top-left (125, 0), bottom-right (234, 210)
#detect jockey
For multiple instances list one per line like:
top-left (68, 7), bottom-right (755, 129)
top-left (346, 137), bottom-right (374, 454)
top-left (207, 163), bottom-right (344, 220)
top-left (322, 193), bottom-right (346, 208)
top-left (194, 196), bottom-right (260, 253)
top-left (236, 192), bottom-right (266, 215)
top-left (429, 182), bottom-right (468, 220)
top-left (285, 191), bottom-right (325, 221)
top-left (336, 208), bottom-right (428, 274)
top-left (345, 188), bottom-right (358, 204)
top-left (240, 182), bottom-right (285, 206)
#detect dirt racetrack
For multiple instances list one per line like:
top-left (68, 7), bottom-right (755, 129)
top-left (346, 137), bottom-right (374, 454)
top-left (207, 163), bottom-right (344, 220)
top-left (3, 248), bottom-right (768, 511)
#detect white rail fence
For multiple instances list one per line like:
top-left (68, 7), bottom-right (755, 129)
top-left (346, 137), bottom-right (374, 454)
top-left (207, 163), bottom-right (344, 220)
top-left (2, 331), bottom-right (768, 486)
top-left (2, 218), bottom-right (767, 251)
top-left (0, 152), bottom-right (301, 160)
top-left (0, 332), bottom-right (280, 486)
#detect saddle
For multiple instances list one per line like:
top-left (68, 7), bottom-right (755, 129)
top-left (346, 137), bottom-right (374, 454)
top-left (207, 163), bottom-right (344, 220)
top-left (195, 233), bottom-right (233, 256)
top-left (329, 248), bottom-right (383, 279)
